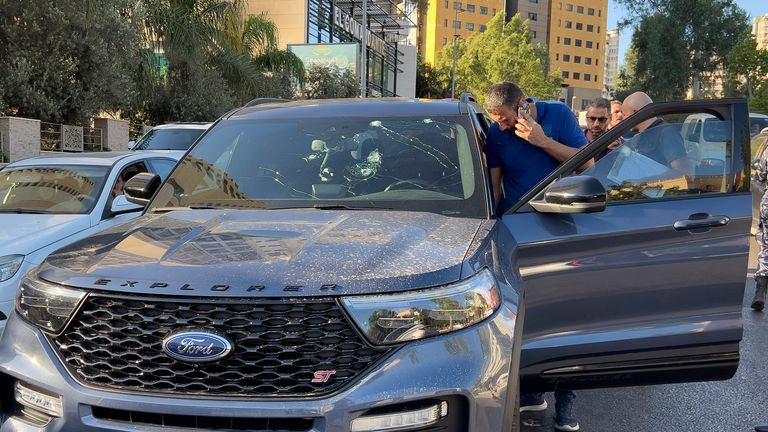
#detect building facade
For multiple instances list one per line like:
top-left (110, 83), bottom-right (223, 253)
top-left (245, 0), bottom-right (417, 97)
top-left (548, 0), bottom-right (608, 110)
top-left (506, 0), bottom-right (550, 46)
top-left (603, 29), bottom-right (619, 97)
top-left (418, 0), bottom-right (505, 66)
top-left (755, 14), bottom-right (768, 50)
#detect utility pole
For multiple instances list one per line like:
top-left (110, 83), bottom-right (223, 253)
top-left (451, 8), bottom-right (465, 99)
top-left (361, 0), bottom-right (368, 98)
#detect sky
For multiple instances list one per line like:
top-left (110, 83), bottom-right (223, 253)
top-left (607, 0), bottom-right (768, 66)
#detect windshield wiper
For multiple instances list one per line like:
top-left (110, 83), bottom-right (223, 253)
top-left (0, 209), bottom-right (51, 214)
top-left (312, 205), bottom-right (393, 210)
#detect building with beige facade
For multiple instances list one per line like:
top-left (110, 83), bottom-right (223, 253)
top-left (548, 0), bottom-right (608, 110)
top-left (245, 0), bottom-right (417, 97)
top-left (755, 14), bottom-right (768, 50)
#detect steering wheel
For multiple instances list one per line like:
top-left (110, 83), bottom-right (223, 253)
top-left (384, 179), bottom-right (432, 191)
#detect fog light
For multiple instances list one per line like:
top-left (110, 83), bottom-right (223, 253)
top-left (350, 401), bottom-right (448, 431)
top-left (14, 381), bottom-right (62, 417)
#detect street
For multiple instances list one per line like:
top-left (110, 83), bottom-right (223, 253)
top-left (522, 237), bottom-right (768, 432)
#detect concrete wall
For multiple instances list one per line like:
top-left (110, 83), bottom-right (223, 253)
top-left (396, 45), bottom-right (417, 98)
top-left (0, 117), bottom-right (41, 162)
top-left (94, 118), bottom-right (129, 151)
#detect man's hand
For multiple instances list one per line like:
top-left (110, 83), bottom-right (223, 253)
top-left (514, 112), bottom-right (547, 147)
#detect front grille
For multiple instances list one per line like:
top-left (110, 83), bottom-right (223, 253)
top-left (92, 406), bottom-right (314, 431)
top-left (51, 295), bottom-right (391, 397)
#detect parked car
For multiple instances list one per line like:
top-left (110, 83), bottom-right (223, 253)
top-left (683, 112), bottom-right (768, 163)
top-left (0, 151), bottom-right (183, 334)
top-left (0, 97), bottom-right (751, 431)
top-left (130, 122), bottom-right (212, 151)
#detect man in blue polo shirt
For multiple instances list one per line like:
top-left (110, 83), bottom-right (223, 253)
top-left (484, 81), bottom-right (590, 432)
top-left (484, 81), bottom-right (591, 214)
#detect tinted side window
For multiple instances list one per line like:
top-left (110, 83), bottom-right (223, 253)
top-left (147, 159), bottom-right (178, 180)
top-left (580, 112), bottom-right (732, 202)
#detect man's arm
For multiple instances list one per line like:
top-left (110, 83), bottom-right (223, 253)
top-left (515, 113), bottom-right (594, 171)
top-left (490, 167), bottom-right (502, 206)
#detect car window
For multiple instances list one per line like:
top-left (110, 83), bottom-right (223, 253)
top-left (148, 116), bottom-right (488, 218)
top-left (133, 128), bottom-right (206, 150)
top-left (146, 158), bottom-right (178, 180)
top-left (751, 116), bottom-right (768, 137)
top-left (0, 165), bottom-right (109, 214)
top-left (580, 111), bottom-right (732, 202)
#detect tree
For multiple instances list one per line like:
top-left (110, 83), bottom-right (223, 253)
top-left (303, 65), bottom-right (360, 99)
top-left (415, 56), bottom-right (446, 98)
top-left (615, 0), bottom-right (749, 100)
top-left (726, 32), bottom-right (768, 100)
top-left (435, 13), bottom-right (561, 106)
top-left (0, 0), bottom-right (143, 124)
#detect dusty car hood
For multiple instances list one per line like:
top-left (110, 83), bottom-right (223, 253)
top-left (40, 209), bottom-right (483, 297)
top-left (0, 214), bottom-right (91, 256)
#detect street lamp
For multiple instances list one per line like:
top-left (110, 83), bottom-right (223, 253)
top-left (451, 7), bottom-right (465, 99)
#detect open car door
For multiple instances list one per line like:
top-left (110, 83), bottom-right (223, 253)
top-left (501, 99), bottom-right (751, 392)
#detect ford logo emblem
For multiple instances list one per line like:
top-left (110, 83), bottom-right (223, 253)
top-left (162, 331), bottom-right (233, 363)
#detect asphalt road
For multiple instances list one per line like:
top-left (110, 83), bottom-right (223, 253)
top-left (521, 238), bottom-right (767, 432)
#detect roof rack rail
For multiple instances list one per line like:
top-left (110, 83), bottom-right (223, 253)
top-left (459, 93), bottom-right (477, 104)
top-left (244, 98), bottom-right (289, 107)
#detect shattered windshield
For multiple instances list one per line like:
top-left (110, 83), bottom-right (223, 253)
top-left (148, 116), bottom-right (487, 217)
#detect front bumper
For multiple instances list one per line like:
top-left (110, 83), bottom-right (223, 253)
top-left (0, 303), bottom-right (519, 432)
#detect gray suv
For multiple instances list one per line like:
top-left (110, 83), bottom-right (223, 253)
top-left (0, 97), bottom-right (751, 431)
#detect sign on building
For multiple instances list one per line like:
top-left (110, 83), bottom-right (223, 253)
top-left (288, 43), bottom-right (359, 74)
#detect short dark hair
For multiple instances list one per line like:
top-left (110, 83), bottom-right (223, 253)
top-left (485, 82), bottom-right (524, 113)
top-left (588, 97), bottom-right (611, 111)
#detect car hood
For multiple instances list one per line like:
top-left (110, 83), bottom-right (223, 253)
top-left (40, 210), bottom-right (483, 297)
top-left (0, 214), bottom-right (91, 256)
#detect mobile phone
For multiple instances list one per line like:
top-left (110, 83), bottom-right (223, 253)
top-left (517, 102), bottom-right (531, 118)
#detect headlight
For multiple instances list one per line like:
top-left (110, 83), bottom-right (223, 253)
top-left (0, 255), bottom-right (24, 282)
top-left (16, 275), bottom-right (86, 333)
top-left (341, 269), bottom-right (500, 345)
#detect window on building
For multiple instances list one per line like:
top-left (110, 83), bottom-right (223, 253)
top-left (467, 4), bottom-right (475, 12)
top-left (598, 26), bottom-right (601, 33)
top-left (454, 2), bottom-right (462, 9)
top-left (566, 3), bottom-right (573, 11)
top-left (479, 24), bottom-right (487, 32)
top-left (557, 36), bottom-right (561, 43)
top-left (556, 53), bottom-right (560, 60)
top-left (563, 71), bottom-right (569, 78)
top-left (587, 24), bottom-right (594, 32)
top-left (574, 56), bottom-right (581, 63)
top-left (595, 75), bottom-right (598, 82)
top-left (576, 23), bottom-right (583, 30)
top-left (443, 37), bottom-right (448, 46)
top-left (581, 99), bottom-right (590, 110)
top-left (577, 5), bottom-right (584, 13)
top-left (565, 20), bottom-right (572, 28)
top-left (585, 57), bottom-right (592, 65)
top-left (575, 39), bottom-right (582, 47)
top-left (528, 12), bottom-right (537, 20)
top-left (453, 20), bottom-right (461, 29)
top-left (595, 58), bottom-right (598, 66)
top-left (586, 40), bottom-right (593, 48)
top-left (493, 8), bottom-right (497, 15)
top-left (584, 73), bottom-right (591, 81)
top-left (466, 22), bottom-right (474, 30)
top-left (597, 42), bottom-right (600, 49)
top-left (531, 30), bottom-right (537, 39)
top-left (559, 2), bottom-right (562, 10)
top-left (573, 72), bottom-right (580, 80)
top-left (529, 0), bottom-right (539, 3)
top-left (444, 19), bottom-right (448, 27)
top-left (480, 6), bottom-right (488, 14)
top-left (444, 0), bottom-right (449, 7)
top-left (563, 54), bottom-right (570, 61)
top-left (564, 37), bottom-right (571, 45)
top-left (598, 9), bottom-right (601, 16)
top-left (588, 7), bottom-right (595, 15)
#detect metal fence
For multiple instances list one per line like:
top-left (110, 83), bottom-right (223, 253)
top-left (40, 122), bottom-right (103, 152)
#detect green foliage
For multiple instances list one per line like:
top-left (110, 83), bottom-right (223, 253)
top-left (435, 13), bottom-right (561, 106)
top-left (615, 0), bottom-right (749, 101)
top-left (303, 65), bottom-right (360, 99)
top-left (725, 32), bottom-right (768, 102)
top-left (415, 56), bottom-right (446, 98)
top-left (0, 0), bottom-right (143, 125)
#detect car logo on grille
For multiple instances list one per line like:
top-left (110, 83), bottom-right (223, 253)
top-left (162, 331), bottom-right (234, 363)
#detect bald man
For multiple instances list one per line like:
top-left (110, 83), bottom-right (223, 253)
top-left (621, 92), bottom-right (693, 175)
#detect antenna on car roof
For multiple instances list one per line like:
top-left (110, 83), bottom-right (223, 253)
top-left (459, 93), bottom-right (477, 104)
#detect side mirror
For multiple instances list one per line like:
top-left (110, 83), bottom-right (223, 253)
top-left (110, 194), bottom-right (144, 215)
top-left (124, 172), bottom-right (161, 206)
top-left (529, 175), bottom-right (606, 214)
top-left (127, 140), bottom-right (136, 150)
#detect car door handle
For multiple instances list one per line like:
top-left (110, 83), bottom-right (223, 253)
top-left (673, 215), bottom-right (730, 231)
